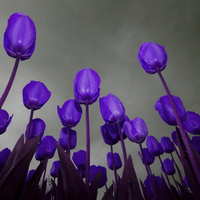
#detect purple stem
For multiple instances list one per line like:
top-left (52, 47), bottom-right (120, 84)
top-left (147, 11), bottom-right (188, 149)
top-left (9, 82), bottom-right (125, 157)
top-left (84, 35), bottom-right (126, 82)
top-left (0, 54), bottom-right (21, 109)
top-left (25, 108), bottom-right (34, 142)
top-left (157, 69), bottom-right (200, 185)
top-left (85, 100), bottom-right (90, 191)
top-left (116, 121), bottom-right (127, 164)
top-left (68, 126), bottom-right (71, 158)
top-left (139, 143), bottom-right (157, 200)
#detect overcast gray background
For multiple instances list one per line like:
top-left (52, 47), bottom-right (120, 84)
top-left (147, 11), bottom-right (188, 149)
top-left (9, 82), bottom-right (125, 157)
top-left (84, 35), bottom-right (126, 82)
top-left (0, 1), bottom-right (200, 199)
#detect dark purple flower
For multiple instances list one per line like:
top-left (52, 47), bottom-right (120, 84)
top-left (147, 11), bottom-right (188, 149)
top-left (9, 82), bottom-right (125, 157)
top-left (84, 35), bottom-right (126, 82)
top-left (25, 118), bottom-right (45, 140)
top-left (57, 99), bottom-right (82, 127)
top-left (26, 169), bottom-right (35, 185)
top-left (161, 158), bottom-right (175, 175)
top-left (4, 12), bottom-right (36, 61)
top-left (73, 68), bottom-right (101, 104)
top-left (0, 109), bottom-right (13, 134)
top-left (35, 135), bottom-right (57, 161)
top-left (50, 161), bottom-right (61, 178)
top-left (0, 148), bottom-right (11, 172)
top-left (146, 135), bottom-right (163, 156)
top-left (100, 123), bottom-right (120, 145)
top-left (155, 95), bottom-right (186, 126)
top-left (23, 81), bottom-right (51, 110)
top-left (58, 127), bottom-right (77, 151)
top-left (72, 150), bottom-right (86, 178)
top-left (137, 42), bottom-right (168, 74)
top-left (138, 148), bottom-right (155, 165)
top-left (99, 93), bottom-right (125, 124)
top-left (107, 152), bottom-right (122, 170)
top-left (171, 131), bottom-right (178, 146)
top-left (160, 136), bottom-right (174, 153)
top-left (191, 136), bottom-right (200, 153)
top-left (90, 165), bottom-right (107, 188)
top-left (182, 111), bottom-right (200, 135)
top-left (123, 117), bottom-right (148, 143)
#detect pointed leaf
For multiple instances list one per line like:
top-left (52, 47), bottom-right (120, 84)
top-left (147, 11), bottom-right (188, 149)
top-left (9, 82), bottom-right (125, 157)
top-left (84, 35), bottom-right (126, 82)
top-left (56, 143), bottom-right (90, 200)
top-left (102, 184), bottom-right (114, 200)
top-left (57, 168), bottom-right (65, 200)
top-left (119, 155), bottom-right (144, 200)
top-left (176, 128), bottom-right (200, 199)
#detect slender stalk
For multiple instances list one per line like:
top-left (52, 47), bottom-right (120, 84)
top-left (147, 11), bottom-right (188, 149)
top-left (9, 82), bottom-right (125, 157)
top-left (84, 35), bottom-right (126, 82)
top-left (157, 69), bottom-right (200, 185)
top-left (110, 144), bottom-right (118, 188)
top-left (139, 143), bottom-right (157, 200)
top-left (25, 108), bottom-right (34, 142)
top-left (68, 126), bottom-right (71, 158)
top-left (0, 54), bottom-right (21, 109)
top-left (116, 121), bottom-right (127, 164)
top-left (85, 101), bottom-right (90, 191)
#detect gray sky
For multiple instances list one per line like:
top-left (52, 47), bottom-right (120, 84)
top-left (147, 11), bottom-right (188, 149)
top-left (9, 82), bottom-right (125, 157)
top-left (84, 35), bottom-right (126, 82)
top-left (0, 1), bottom-right (200, 199)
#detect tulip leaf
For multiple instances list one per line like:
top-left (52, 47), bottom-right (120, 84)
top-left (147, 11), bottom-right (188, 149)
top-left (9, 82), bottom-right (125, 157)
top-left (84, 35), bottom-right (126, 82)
top-left (140, 180), bottom-right (151, 200)
top-left (56, 143), bottom-right (90, 200)
top-left (57, 168), bottom-right (65, 200)
top-left (21, 158), bottom-right (48, 200)
top-left (102, 184), bottom-right (114, 200)
top-left (176, 127), bottom-right (200, 199)
top-left (119, 155), bottom-right (144, 200)
top-left (0, 135), bottom-right (40, 199)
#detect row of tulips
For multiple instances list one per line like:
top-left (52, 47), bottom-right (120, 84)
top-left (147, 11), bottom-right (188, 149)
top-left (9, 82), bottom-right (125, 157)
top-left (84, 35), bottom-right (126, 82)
top-left (0, 12), bottom-right (199, 200)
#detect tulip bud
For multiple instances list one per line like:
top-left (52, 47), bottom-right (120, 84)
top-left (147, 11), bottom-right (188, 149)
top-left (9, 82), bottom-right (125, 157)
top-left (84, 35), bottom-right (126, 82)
top-left (161, 158), bottom-right (175, 175)
top-left (50, 161), bottom-right (61, 178)
top-left (146, 135), bottom-right (163, 156)
top-left (160, 136), bottom-right (174, 153)
top-left (107, 152), bottom-right (122, 170)
top-left (0, 109), bottom-right (13, 135)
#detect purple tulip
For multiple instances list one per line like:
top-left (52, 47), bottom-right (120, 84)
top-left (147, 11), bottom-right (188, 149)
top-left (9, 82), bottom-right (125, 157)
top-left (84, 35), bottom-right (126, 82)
top-left (4, 12), bottom-right (36, 60)
top-left (58, 127), bottom-right (77, 151)
top-left (146, 136), bottom-right (163, 156)
top-left (26, 169), bottom-right (35, 185)
top-left (123, 117), bottom-right (148, 143)
top-left (182, 111), bottom-right (200, 135)
top-left (23, 81), bottom-right (51, 110)
top-left (57, 99), bottom-right (82, 127)
top-left (107, 152), bottom-right (122, 170)
top-left (0, 148), bottom-right (11, 172)
top-left (72, 150), bottom-right (86, 178)
top-left (191, 136), bottom-right (200, 153)
top-left (99, 93), bottom-right (125, 124)
top-left (0, 109), bottom-right (13, 134)
top-left (138, 148), bottom-right (155, 165)
top-left (73, 68), bottom-right (101, 104)
top-left (155, 95), bottom-right (186, 126)
top-left (160, 137), bottom-right (174, 153)
top-left (137, 42), bottom-right (168, 74)
top-left (171, 131), bottom-right (178, 146)
top-left (90, 165), bottom-right (107, 188)
top-left (50, 161), bottom-right (61, 178)
top-left (25, 118), bottom-right (46, 140)
top-left (35, 135), bottom-right (57, 161)
top-left (161, 158), bottom-right (175, 175)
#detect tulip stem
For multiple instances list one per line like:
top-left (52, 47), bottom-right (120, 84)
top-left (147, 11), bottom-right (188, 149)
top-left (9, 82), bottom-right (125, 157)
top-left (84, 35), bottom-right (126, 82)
top-left (26, 108), bottom-right (34, 142)
top-left (85, 101), bottom-right (90, 191)
top-left (0, 54), bottom-right (21, 109)
top-left (157, 69), bottom-right (200, 186)
top-left (116, 122), bottom-right (127, 164)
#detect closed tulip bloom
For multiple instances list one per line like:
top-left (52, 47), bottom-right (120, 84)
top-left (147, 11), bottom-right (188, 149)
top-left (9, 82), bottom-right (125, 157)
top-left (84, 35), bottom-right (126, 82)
top-left (0, 109), bottom-right (13, 134)
top-left (182, 111), bottom-right (200, 135)
top-left (73, 68), bottom-right (101, 104)
top-left (123, 117), bottom-right (148, 143)
top-left (90, 165), bottom-right (107, 188)
top-left (191, 136), bottom-right (200, 153)
top-left (57, 99), bottom-right (82, 127)
top-left (138, 148), bottom-right (155, 165)
top-left (146, 136), bottom-right (163, 156)
top-left (50, 161), bottom-right (61, 178)
top-left (58, 127), bottom-right (77, 151)
top-left (99, 93), bottom-right (125, 124)
top-left (160, 137), bottom-right (174, 153)
top-left (26, 169), bottom-right (35, 185)
top-left (4, 12), bottom-right (36, 60)
top-left (0, 148), bottom-right (11, 172)
top-left (25, 118), bottom-right (46, 140)
top-left (137, 42), bottom-right (168, 74)
top-left (107, 152), bottom-right (122, 170)
top-left (23, 81), bottom-right (51, 110)
top-left (72, 150), bottom-right (86, 169)
top-left (171, 131), bottom-right (178, 146)
top-left (155, 95), bottom-right (186, 126)
top-left (35, 135), bottom-right (57, 161)
top-left (161, 158), bottom-right (175, 175)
